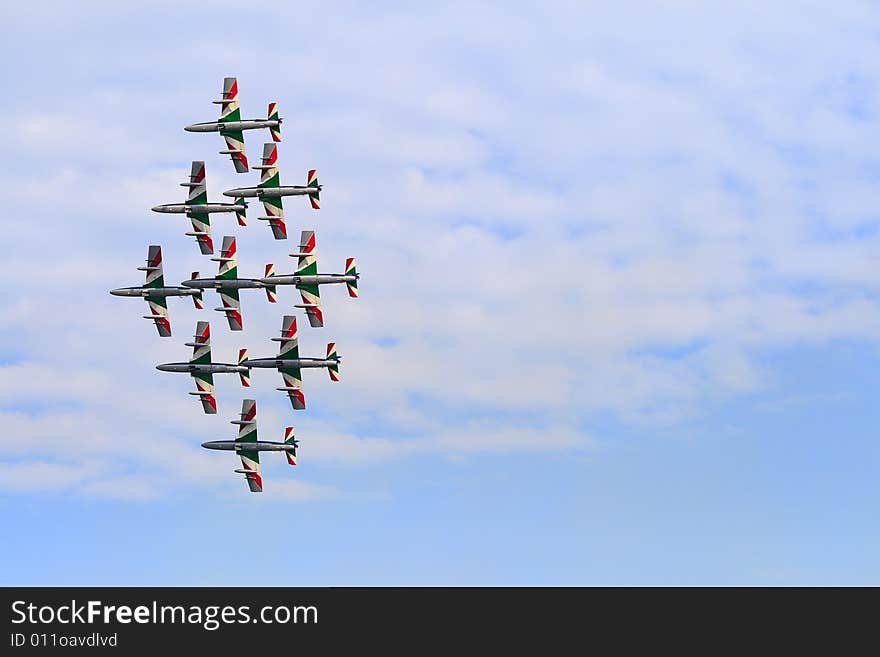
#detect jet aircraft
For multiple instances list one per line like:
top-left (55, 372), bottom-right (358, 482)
top-left (151, 161), bottom-right (247, 255)
top-left (156, 321), bottom-right (250, 414)
top-left (223, 143), bottom-right (320, 240)
top-left (183, 236), bottom-right (273, 331)
top-left (262, 230), bottom-right (358, 327)
top-left (241, 315), bottom-right (340, 410)
top-left (110, 245), bottom-right (203, 337)
top-left (184, 77), bottom-right (281, 174)
top-left (202, 399), bottom-right (299, 493)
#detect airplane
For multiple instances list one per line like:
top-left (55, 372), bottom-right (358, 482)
top-left (155, 321), bottom-right (250, 414)
top-left (201, 399), bottom-right (299, 493)
top-left (151, 161), bottom-right (247, 255)
top-left (262, 230), bottom-right (359, 327)
top-left (184, 77), bottom-right (281, 174)
top-left (110, 245), bottom-right (203, 337)
top-left (182, 236), bottom-right (273, 331)
top-left (223, 143), bottom-right (321, 240)
top-left (241, 315), bottom-right (340, 410)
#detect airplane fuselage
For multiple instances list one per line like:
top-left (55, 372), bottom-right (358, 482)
top-left (110, 286), bottom-right (198, 298)
top-left (201, 440), bottom-right (294, 452)
top-left (223, 186), bottom-right (316, 199)
top-left (185, 119), bottom-right (281, 133)
top-left (182, 278), bottom-right (265, 290)
top-left (261, 274), bottom-right (359, 286)
top-left (156, 362), bottom-right (247, 374)
top-left (151, 202), bottom-right (246, 214)
top-left (243, 357), bottom-right (337, 370)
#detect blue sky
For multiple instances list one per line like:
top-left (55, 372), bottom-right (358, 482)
top-left (2, 2), bottom-right (880, 584)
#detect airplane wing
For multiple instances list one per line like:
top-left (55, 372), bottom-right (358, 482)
top-left (188, 321), bottom-right (217, 413)
top-left (218, 288), bottom-right (243, 331)
top-left (256, 144), bottom-right (286, 239)
top-left (185, 161), bottom-right (207, 207)
top-left (221, 130), bottom-right (249, 174)
top-left (144, 297), bottom-right (172, 337)
top-left (298, 289), bottom-right (322, 327)
top-left (276, 315), bottom-right (305, 409)
top-left (296, 230), bottom-right (323, 327)
top-left (214, 236), bottom-right (243, 330)
top-left (192, 371), bottom-right (217, 414)
top-left (279, 366), bottom-right (306, 410)
top-left (139, 245), bottom-right (172, 336)
top-left (216, 77), bottom-right (249, 173)
top-left (142, 245), bottom-right (164, 287)
top-left (261, 197), bottom-right (287, 239)
top-left (184, 161), bottom-right (214, 254)
top-left (234, 399), bottom-right (262, 492)
top-left (188, 215), bottom-right (213, 255)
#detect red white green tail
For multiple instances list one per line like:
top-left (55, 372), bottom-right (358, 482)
top-left (238, 348), bottom-right (250, 387)
top-left (234, 198), bottom-right (247, 226)
top-left (284, 426), bottom-right (298, 466)
top-left (307, 169), bottom-right (320, 209)
top-left (268, 102), bottom-right (281, 142)
top-left (263, 263), bottom-right (277, 303)
top-left (345, 258), bottom-right (359, 298)
top-left (190, 272), bottom-right (204, 309)
top-left (327, 342), bottom-right (340, 382)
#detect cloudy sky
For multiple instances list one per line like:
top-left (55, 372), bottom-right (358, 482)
top-left (2, 1), bottom-right (879, 584)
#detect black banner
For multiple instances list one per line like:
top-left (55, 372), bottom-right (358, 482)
top-left (0, 586), bottom-right (860, 651)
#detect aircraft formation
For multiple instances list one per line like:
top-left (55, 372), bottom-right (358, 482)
top-left (111, 78), bottom-right (359, 492)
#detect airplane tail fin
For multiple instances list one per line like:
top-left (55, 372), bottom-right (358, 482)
top-left (268, 102), bottom-right (282, 142)
top-left (263, 264), bottom-right (277, 303)
top-left (326, 342), bottom-right (340, 381)
top-left (190, 272), bottom-right (204, 309)
top-left (345, 257), bottom-right (359, 298)
top-left (238, 348), bottom-right (251, 387)
top-left (283, 426), bottom-right (298, 466)
top-left (307, 169), bottom-right (320, 209)
top-left (234, 197), bottom-right (247, 226)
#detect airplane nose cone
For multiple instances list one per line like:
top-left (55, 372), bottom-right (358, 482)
top-left (156, 364), bottom-right (170, 371)
top-left (184, 125), bottom-right (196, 132)
top-left (150, 205), bottom-right (162, 212)
top-left (109, 288), bottom-right (124, 296)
